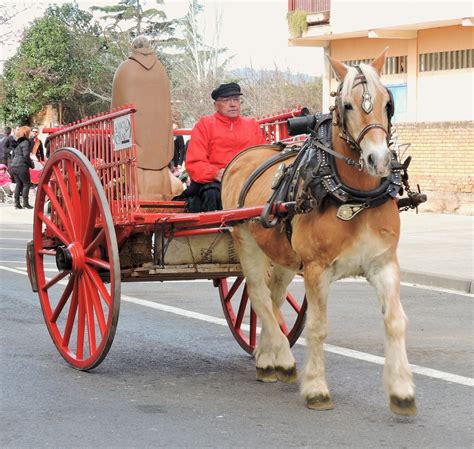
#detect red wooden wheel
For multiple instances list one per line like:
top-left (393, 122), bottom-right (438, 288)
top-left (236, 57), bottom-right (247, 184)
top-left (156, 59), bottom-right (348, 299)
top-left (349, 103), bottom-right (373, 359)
top-left (33, 148), bottom-right (120, 370)
top-left (216, 276), bottom-right (307, 354)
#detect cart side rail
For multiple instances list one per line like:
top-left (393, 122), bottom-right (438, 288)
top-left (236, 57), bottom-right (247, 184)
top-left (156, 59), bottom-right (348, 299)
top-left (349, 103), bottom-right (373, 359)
top-left (43, 105), bottom-right (304, 224)
top-left (47, 105), bottom-right (140, 223)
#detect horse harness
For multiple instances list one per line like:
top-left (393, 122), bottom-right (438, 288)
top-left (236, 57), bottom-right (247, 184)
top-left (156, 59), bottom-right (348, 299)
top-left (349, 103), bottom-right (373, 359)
top-left (237, 66), bottom-right (420, 241)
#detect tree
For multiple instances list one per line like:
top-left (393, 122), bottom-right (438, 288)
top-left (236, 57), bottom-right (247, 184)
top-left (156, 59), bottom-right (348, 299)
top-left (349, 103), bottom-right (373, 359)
top-left (2, 4), bottom-right (110, 124)
top-left (236, 66), bottom-right (322, 118)
top-left (170, 0), bottom-right (233, 125)
top-left (92, 0), bottom-right (180, 56)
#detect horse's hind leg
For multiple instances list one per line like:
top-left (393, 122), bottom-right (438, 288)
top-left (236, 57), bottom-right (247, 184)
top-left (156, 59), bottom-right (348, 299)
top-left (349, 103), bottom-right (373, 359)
top-left (232, 225), bottom-right (296, 383)
top-left (368, 259), bottom-right (417, 416)
top-left (301, 262), bottom-right (334, 410)
top-left (268, 264), bottom-right (298, 383)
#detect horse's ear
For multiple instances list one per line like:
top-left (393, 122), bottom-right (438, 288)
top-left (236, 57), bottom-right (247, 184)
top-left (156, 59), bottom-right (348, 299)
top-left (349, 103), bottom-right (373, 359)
top-left (327, 55), bottom-right (349, 81)
top-left (371, 47), bottom-right (389, 76)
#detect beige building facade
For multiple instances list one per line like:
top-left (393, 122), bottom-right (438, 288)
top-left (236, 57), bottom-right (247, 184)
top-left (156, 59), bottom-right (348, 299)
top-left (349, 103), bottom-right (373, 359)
top-left (288, 0), bottom-right (473, 213)
top-left (289, 0), bottom-right (473, 122)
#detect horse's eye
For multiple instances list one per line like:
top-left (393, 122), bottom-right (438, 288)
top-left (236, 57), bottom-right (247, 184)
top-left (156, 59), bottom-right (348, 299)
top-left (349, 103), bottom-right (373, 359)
top-left (344, 103), bottom-right (353, 111)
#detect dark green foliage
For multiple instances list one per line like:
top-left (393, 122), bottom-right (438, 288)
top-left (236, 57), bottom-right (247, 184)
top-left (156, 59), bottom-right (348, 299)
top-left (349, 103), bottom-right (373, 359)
top-left (2, 4), bottom-right (110, 124)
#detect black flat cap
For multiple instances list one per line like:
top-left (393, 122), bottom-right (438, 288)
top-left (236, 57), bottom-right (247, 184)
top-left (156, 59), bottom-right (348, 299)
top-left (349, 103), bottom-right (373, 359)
top-left (211, 82), bottom-right (243, 100)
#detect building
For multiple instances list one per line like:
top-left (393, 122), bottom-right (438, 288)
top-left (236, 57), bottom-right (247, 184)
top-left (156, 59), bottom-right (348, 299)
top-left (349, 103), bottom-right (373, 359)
top-left (288, 0), bottom-right (473, 213)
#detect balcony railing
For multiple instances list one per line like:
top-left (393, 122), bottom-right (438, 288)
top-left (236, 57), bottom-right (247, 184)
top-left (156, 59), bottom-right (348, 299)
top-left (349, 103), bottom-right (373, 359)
top-left (288, 0), bottom-right (331, 13)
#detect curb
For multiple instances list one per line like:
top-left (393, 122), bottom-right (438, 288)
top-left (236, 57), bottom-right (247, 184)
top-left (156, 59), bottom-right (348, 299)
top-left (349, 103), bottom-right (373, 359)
top-left (401, 270), bottom-right (473, 294)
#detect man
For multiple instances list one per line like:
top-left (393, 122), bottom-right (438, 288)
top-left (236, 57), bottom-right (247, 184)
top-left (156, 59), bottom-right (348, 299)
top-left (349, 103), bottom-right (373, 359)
top-left (184, 82), bottom-right (266, 211)
top-left (30, 127), bottom-right (45, 162)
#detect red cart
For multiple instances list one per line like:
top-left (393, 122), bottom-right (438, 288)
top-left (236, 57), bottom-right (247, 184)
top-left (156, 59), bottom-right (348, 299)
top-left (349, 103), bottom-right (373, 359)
top-left (26, 105), bottom-right (307, 370)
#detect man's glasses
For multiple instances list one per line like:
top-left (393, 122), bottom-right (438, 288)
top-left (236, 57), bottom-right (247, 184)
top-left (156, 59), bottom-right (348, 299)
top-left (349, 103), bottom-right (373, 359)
top-left (218, 96), bottom-right (242, 104)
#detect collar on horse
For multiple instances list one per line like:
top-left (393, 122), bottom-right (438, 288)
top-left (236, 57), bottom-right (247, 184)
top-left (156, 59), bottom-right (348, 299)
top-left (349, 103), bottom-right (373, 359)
top-left (239, 114), bottom-right (403, 229)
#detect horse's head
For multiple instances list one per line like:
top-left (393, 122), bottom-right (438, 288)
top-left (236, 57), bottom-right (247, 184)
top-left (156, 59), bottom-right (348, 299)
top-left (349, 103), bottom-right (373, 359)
top-left (328, 49), bottom-right (393, 177)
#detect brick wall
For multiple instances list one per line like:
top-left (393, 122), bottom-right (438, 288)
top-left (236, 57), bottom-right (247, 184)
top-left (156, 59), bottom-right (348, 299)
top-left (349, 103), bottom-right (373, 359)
top-left (394, 121), bottom-right (473, 214)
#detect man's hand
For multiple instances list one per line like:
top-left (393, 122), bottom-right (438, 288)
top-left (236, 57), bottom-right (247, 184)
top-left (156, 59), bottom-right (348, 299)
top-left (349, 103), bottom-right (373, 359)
top-left (215, 168), bottom-right (225, 182)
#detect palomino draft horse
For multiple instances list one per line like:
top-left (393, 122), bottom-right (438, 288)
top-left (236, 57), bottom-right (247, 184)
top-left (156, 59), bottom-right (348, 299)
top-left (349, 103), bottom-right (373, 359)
top-left (221, 50), bottom-right (417, 416)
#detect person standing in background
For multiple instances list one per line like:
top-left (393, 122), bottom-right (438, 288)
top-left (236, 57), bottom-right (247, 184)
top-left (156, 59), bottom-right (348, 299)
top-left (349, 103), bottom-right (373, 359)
top-left (10, 126), bottom-right (34, 209)
top-left (0, 127), bottom-right (12, 165)
top-left (30, 127), bottom-right (45, 162)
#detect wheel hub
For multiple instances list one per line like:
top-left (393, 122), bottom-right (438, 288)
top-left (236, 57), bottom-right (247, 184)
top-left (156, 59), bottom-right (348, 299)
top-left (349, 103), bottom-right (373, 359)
top-left (55, 242), bottom-right (85, 274)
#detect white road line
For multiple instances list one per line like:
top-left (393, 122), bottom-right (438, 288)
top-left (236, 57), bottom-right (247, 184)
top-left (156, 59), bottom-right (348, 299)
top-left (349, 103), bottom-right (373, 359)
top-left (0, 248), bottom-right (27, 251)
top-left (0, 229), bottom-right (32, 233)
top-left (1, 264), bottom-right (472, 387)
top-left (0, 238), bottom-right (30, 241)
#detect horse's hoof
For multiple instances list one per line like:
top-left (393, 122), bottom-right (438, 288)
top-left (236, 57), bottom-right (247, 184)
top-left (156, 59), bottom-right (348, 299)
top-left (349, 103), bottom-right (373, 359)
top-left (256, 367), bottom-right (278, 383)
top-left (390, 396), bottom-right (417, 416)
top-left (276, 365), bottom-right (298, 384)
top-left (306, 394), bottom-right (334, 411)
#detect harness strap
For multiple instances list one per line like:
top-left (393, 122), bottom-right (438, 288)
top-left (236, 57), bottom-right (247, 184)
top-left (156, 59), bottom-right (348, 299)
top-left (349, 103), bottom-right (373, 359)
top-left (237, 146), bottom-right (300, 208)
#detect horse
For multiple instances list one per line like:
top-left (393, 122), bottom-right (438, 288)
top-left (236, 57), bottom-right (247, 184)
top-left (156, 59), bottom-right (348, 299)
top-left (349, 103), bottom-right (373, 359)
top-left (221, 49), bottom-right (417, 416)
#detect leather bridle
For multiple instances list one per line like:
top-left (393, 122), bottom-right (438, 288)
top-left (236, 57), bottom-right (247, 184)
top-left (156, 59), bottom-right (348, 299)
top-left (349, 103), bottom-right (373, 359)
top-left (333, 65), bottom-right (394, 154)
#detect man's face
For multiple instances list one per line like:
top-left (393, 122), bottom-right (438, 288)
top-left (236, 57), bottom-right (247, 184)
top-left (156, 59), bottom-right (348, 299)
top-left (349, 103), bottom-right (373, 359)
top-left (214, 95), bottom-right (241, 119)
top-left (31, 129), bottom-right (39, 138)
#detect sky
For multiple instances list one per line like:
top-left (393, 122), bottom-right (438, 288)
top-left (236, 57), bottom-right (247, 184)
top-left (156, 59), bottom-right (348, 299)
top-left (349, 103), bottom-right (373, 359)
top-left (0, 0), bottom-right (325, 75)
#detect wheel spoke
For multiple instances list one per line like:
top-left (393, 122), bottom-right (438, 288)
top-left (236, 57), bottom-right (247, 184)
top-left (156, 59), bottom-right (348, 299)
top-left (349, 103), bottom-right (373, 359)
top-left (63, 277), bottom-right (79, 348)
top-left (85, 256), bottom-right (110, 271)
top-left (51, 275), bottom-right (75, 323)
top-left (249, 305), bottom-right (257, 348)
top-left (76, 277), bottom-right (86, 359)
top-left (65, 160), bottom-right (82, 240)
top-left (81, 276), bottom-right (96, 355)
top-left (85, 265), bottom-right (112, 308)
top-left (226, 276), bottom-right (244, 301)
top-left (278, 312), bottom-right (289, 335)
top-left (42, 184), bottom-right (74, 241)
top-left (39, 212), bottom-right (70, 246)
top-left (84, 273), bottom-right (107, 336)
top-left (82, 197), bottom-right (99, 247)
top-left (43, 270), bottom-right (70, 291)
top-left (52, 165), bottom-right (78, 241)
top-left (85, 228), bottom-right (105, 256)
top-left (286, 292), bottom-right (301, 313)
top-left (235, 287), bottom-right (249, 330)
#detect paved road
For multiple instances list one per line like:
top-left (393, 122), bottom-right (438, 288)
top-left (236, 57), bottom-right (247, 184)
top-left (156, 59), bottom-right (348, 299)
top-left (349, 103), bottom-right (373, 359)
top-left (1, 224), bottom-right (473, 449)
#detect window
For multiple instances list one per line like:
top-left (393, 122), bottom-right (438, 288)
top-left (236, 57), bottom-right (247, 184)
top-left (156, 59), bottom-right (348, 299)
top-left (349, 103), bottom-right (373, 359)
top-left (331, 56), bottom-right (407, 78)
top-left (419, 49), bottom-right (473, 72)
top-left (386, 84), bottom-right (407, 123)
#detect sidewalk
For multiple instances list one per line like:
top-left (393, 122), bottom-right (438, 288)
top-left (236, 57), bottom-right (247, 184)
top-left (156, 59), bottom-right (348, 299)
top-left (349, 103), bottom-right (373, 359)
top-left (1, 204), bottom-right (472, 293)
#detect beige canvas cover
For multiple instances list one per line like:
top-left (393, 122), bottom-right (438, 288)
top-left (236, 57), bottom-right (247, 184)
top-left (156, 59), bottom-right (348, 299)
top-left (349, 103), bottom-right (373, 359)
top-left (112, 43), bottom-right (178, 200)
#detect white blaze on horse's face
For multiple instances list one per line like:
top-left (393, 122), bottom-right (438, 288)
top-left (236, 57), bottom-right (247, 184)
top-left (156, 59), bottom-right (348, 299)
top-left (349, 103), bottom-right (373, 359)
top-left (342, 65), bottom-right (392, 177)
top-left (329, 49), bottom-right (392, 178)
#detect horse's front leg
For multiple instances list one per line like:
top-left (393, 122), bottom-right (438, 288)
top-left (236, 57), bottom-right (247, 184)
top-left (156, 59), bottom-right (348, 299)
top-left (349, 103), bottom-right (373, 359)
top-left (369, 259), bottom-right (417, 416)
top-left (301, 262), bottom-right (334, 410)
top-left (232, 226), bottom-right (296, 383)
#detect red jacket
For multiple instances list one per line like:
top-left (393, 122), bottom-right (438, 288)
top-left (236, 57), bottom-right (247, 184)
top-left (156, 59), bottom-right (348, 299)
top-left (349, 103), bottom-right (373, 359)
top-left (186, 112), bottom-right (266, 183)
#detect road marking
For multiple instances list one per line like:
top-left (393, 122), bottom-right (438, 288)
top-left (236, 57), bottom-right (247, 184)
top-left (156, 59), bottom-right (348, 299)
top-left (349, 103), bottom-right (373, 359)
top-left (0, 229), bottom-right (32, 233)
top-left (1, 264), bottom-right (472, 388)
top-left (0, 238), bottom-right (30, 241)
top-left (0, 248), bottom-right (27, 251)
top-left (6, 263), bottom-right (473, 297)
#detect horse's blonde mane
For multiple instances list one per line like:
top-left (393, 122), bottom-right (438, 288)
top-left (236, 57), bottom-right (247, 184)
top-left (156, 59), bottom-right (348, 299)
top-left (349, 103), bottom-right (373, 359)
top-left (341, 63), bottom-right (383, 103)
